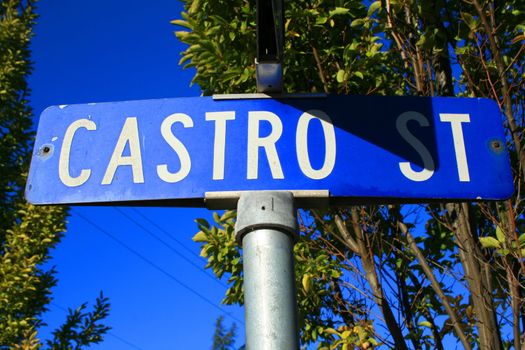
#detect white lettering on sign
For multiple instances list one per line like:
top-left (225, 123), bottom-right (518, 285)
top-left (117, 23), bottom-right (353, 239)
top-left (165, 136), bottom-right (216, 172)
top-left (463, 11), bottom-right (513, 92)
top-left (396, 111), bottom-right (435, 182)
top-left (296, 109), bottom-right (336, 179)
top-left (55, 108), bottom-right (473, 189)
top-left (102, 117), bottom-right (144, 185)
top-left (157, 113), bottom-right (193, 183)
top-left (439, 113), bottom-right (471, 182)
top-left (59, 118), bottom-right (96, 187)
top-left (247, 111), bottom-right (284, 180)
top-left (206, 111), bottom-right (235, 180)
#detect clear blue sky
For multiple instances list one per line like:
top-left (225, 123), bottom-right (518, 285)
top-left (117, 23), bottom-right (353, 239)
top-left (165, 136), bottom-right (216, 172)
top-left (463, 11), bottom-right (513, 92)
top-left (29, 1), bottom-right (244, 349)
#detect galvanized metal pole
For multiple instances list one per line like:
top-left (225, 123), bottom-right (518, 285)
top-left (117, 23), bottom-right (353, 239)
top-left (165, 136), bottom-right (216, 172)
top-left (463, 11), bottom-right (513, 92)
top-left (236, 191), bottom-right (299, 349)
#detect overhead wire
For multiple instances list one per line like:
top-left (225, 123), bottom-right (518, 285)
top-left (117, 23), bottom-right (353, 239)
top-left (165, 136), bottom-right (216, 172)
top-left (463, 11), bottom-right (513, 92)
top-left (72, 208), bottom-right (243, 325)
top-left (128, 207), bottom-right (204, 261)
top-left (112, 207), bottom-right (228, 289)
top-left (106, 332), bottom-right (146, 350)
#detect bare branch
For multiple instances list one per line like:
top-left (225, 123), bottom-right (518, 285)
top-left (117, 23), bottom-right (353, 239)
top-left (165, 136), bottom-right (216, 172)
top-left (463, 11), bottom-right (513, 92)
top-left (397, 220), bottom-right (472, 350)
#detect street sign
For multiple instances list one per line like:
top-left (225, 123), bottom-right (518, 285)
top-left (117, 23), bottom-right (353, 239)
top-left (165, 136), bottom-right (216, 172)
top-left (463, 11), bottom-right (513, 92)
top-left (26, 94), bottom-right (513, 207)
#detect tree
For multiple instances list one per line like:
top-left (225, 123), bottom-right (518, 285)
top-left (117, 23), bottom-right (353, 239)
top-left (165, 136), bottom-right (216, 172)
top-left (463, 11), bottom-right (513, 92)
top-left (173, 0), bottom-right (524, 349)
top-left (211, 316), bottom-right (237, 350)
top-left (0, 1), bottom-right (110, 348)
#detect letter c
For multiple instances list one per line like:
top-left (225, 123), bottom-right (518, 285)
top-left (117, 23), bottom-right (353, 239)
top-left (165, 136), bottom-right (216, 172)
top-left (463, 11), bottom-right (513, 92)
top-left (59, 119), bottom-right (96, 187)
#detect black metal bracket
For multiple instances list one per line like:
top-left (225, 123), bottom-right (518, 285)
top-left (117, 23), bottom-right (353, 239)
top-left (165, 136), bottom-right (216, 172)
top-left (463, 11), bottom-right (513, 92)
top-left (256, 0), bottom-right (283, 93)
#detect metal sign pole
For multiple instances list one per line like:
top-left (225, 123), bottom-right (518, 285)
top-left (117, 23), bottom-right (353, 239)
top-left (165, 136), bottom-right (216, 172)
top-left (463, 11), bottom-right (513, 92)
top-left (235, 3), bottom-right (300, 348)
top-left (235, 191), bottom-right (299, 349)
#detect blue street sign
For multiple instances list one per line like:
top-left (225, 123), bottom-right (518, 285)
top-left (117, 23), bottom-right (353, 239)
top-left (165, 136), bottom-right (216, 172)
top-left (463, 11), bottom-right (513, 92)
top-left (26, 94), bottom-right (513, 207)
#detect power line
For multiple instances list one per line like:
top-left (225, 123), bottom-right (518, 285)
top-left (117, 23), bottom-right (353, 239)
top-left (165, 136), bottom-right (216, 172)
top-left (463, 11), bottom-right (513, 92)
top-left (50, 302), bottom-right (145, 350)
top-left (72, 208), bottom-right (243, 325)
top-left (112, 207), bottom-right (228, 289)
top-left (107, 332), bottom-right (145, 350)
top-left (129, 207), bottom-right (204, 261)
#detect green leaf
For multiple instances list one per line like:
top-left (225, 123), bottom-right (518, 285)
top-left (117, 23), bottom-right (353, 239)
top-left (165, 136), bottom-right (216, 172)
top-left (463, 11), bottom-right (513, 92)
top-left (329, 7), bottom-right (350, 17)
top-left (418, 321), bottom-right (432, 328)
top-left (170, 19), bottom-right (191, 29)
top-left (497, 248), bottom-right (511, 256)
top-left (302, 274), bottom-right (312, 293)
top-left (220, 210), bottom-right (236, 222)
top-left (356, 326), bottom-right (367, 340)
top-left (192, 231), bottom-right (208, 243)
top-left (336, 69), bottom-right (346, 83)
top-left (341, 330), bottom-right (351, 339)
top-left (174, 30), bottom-right (190, 40)
top-left (495, 226), bottom-right (505, 243)
top-left (518, 233), bottom-right (525, 246)
top-left (195, 218), bottom-right (210, 229)
top-left (479, 236), bottom-right (501, 249)
top-left (178, 54), bottom-right (193, 66)
top-left (323, 327), bottom-right (340, 336)
top-left (395, 258), bottom-right (403, 268)
top-left (315, 16), bottom-right (328, 25)
top-left (416, 35), bottom-right (427, 47)
top-left (368, 338), bottom-right (379, 345)
top-left (455, 46), bottom-right (469, 55)
top-left (462, 12), bottom-right (478, 30)
top-left (367, 1), bottom-right (381, 16)
top-left (350, 18), bottom-right (365, 27)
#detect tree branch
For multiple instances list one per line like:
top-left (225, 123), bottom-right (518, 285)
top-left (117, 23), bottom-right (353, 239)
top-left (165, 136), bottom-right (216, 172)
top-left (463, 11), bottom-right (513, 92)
top-left (350, 208), bottom-right (409, 350)
top-left (447, 202), bottom-right (503, 350)
top-left (397, 220), bottom-right (472, 350)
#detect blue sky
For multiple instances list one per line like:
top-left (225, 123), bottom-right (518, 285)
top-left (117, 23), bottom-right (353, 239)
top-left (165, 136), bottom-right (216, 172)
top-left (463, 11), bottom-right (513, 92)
top-left (29, 1), bottom-right (244, 349)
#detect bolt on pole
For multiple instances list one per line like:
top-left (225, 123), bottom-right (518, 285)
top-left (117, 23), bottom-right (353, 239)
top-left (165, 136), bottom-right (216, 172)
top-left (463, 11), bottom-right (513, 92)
top-left (236, 191), bottom-right (299, 349)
